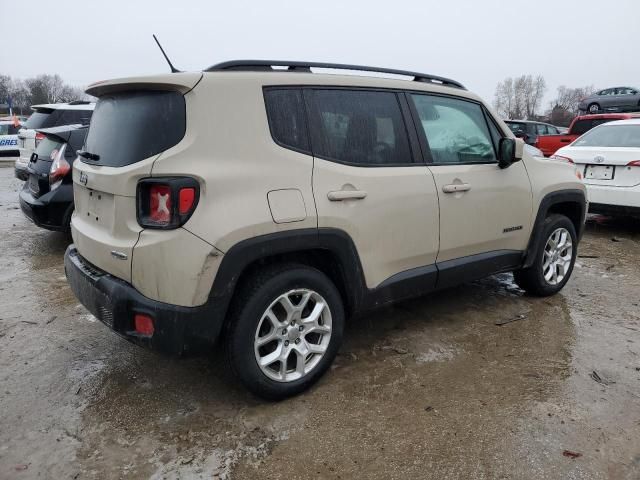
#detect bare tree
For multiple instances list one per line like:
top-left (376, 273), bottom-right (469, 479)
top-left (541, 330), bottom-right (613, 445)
top-left (1, 74), bottom-right (88, 114)
top-left (551, 85), bottom-right (595, 113)
top-left (494, 74), bottom-right (547, 120)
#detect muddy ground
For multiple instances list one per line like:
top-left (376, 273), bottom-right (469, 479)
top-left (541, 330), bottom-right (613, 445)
top-left (0, 164), bottom-right (639, 480)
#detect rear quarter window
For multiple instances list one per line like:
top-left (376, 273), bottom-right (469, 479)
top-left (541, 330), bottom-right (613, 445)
top-left (84, 91), bottom-right (186, 167)
top-left (264, 89), bottom-right (310, 153)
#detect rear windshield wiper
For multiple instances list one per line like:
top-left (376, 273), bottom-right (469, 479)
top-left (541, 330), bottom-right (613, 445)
top-left (77, 150), bottom-right (100, 161)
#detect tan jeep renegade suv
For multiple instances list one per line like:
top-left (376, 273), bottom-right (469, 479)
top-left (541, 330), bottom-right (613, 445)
top-left (65, 61), bottom-right (586, 399)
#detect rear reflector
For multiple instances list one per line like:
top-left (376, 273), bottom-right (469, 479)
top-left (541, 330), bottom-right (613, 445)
top-left (134, 314), bottom-right (154, 336)
top-left (627, 160), bottom-right (640, 167)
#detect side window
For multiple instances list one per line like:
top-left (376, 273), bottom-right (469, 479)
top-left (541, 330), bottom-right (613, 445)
top-left (547, 125), bottom-right (559, 135)
top-left (410, 94), bottom-right (497, 164)
top-left (536, 124), bottom-right (548, 135)
top-left (307, 89), bottom-right (413, 166)
top-left (263, 89), bottom-right (310, 153)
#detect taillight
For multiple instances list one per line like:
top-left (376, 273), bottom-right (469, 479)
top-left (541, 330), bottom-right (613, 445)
top-left (35, 132), bottom-right (45, 147)
top-left (49, 144), bottom-right (70, 190)
top-left (627, 161), bottom-right (640, 167)
top-left (137, 177), bottom-right (200, 229)
top-left (549, 154), bottom-right (574, 164)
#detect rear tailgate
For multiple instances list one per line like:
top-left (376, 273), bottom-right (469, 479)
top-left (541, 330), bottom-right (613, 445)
top-left (71, 72), bottom-right (201, 282)
top-left (569, 147), bottom-right (640, 187)
top-left (536, 134), bottom-right (578, 157)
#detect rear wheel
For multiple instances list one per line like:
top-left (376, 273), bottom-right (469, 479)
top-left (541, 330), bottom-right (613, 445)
top-left (225, 264), bottom-right (344, 400)
top-left (514, 214), bottom-right (577, 296)
top-left (588, 103), bottom-right (600, 114)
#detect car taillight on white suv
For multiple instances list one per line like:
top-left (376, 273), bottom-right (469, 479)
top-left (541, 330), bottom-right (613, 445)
top-left (136, 178), bottom-right (199, 229)
top-left (35, 132), bottom-right (46, 148)
top-left (49, 144), bottom-right (70, 190)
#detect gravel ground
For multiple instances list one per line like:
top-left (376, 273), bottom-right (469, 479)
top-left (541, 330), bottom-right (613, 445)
top-left (0, 164), bottom-right (639, 479)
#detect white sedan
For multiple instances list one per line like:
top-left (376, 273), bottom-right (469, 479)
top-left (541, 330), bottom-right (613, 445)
top-left (551, 119), bottom-right (640, 216)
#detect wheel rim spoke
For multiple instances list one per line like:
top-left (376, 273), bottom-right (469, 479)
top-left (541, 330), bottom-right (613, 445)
top-left (254, 288), bottom-right (333, 383)
top-left (541, 227), bottom-right (574, 286)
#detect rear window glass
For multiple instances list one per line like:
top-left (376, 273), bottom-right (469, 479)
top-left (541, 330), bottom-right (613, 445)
top-left (56, 109), bottom-right (93, 126)
top-left (571, 120), bottom-right (593, 135)
top-left (573, 125), bottom-right (640, 148)
top-left (264, 89), bottom-right (310, 153)
top-left (84, 91), bottom-right (185, 167)
top-left (34, 137), bottom-right (64, 161)
top-left (23, 111), bottom-right (53, 129)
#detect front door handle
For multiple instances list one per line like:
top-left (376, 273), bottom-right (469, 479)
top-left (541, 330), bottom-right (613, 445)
top-left (442, 183), bottom-right (471, 194)
top-left (327, 190), bottom-right (367, 201)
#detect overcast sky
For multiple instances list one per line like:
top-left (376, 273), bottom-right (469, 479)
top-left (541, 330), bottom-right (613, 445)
top-left (3, 0), bottom-right (639, 108)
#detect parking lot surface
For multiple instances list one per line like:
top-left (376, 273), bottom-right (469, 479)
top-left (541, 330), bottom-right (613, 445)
top-left (1, 165), bottom-right (639, 479)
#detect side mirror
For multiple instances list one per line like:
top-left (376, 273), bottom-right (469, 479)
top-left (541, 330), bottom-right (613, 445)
top-left (498, 138), bottom-right (516, 169)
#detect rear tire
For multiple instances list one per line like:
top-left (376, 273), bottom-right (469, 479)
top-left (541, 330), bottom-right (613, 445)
top-left (514, 214), bottom-right (577, 297)
top-left (225, 264), bottom-right (344, 400)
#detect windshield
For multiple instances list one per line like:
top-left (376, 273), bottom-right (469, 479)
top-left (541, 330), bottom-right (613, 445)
top-left (84, 90), bottom-right (186, 167)
top-left (23, 111), bottom-right (53, 129)
top-left (573, 125), bottom-right (640, 148)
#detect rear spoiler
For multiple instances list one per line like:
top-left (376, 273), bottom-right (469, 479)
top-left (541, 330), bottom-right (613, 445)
top-left (86, 72), bottom-right (203, 97)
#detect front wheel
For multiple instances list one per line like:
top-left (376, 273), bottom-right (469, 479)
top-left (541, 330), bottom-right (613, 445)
top-left (588, 103), bottom-right (600, 114)
top-left (514, 214), bottom-right (577, 296)
top-left (225, 264), bottom-right (344, 400)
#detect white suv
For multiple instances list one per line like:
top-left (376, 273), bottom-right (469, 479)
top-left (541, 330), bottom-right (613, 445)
top-left (64, 61), bottom-right (587, 399)
top-left (15, 102), bottom-right (94, 180)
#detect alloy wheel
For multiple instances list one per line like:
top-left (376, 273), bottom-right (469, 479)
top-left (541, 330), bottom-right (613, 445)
top-left (254, 289), bottom-right (332, 382)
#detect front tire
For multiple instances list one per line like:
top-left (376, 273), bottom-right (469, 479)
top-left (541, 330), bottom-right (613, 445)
top-left (514, 214), bottom-right (577, 296)
top-left (225, 264), bottom-right (344, 400)
top-left (588, 103), bottom-right (600, 114)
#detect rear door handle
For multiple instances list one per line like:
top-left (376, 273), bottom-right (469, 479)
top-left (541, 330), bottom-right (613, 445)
top-left (560, 139), bottom-right (571, 143)
top-left (327, 190), bottom-right (367, 201)
top-left (442, 183), bottom-right (471, 194)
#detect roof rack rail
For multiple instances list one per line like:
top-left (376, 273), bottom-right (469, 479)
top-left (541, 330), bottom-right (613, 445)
top-left (205, 60), bottom-right (465, 89)
top-left (67, 100), bottom-right (92, 105)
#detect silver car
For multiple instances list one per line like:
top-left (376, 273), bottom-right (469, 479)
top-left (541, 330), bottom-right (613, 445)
top-left (579, 87), bottom-right (640, 114)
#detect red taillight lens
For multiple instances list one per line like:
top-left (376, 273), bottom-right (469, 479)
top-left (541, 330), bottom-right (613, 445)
top-left (627, 160), bottom-right (640, 167)
top-left (134, 314), bottom-right (154, 336)
top-left (179, 187), bottom-right (196, 214)
top-left (49, 144), bottom-right (70, 189)
top-left (137, 178), bottom-right (199, 229)
top-left (149, 185), bottom-right (172, 224)
top-left (550, 154), bottom-right (574, 164)
top-left (35, 132), bottom-right (45, 147)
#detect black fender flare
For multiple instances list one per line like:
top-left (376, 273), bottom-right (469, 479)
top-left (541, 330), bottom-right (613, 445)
top-left (522, 189), bottom-right (587, 269)
top-left (205, 228), bottom-right (368, 333)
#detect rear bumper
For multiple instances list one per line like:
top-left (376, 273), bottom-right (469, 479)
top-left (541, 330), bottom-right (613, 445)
top-left (64, 246), bottom-right (223, 356)
top-left (19, 183), bottom-right (73, 231)
top-left (586, 183), bottom-right (640, 210)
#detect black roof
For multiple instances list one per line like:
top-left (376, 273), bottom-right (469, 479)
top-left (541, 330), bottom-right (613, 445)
top-left (205, 60), bottom-right (465, 89)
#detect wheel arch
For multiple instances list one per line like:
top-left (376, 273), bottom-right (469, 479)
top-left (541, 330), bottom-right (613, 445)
top-left (209, 228), bottom-right (367, 327)
top-left (523, 190), bottom-right (586, 269)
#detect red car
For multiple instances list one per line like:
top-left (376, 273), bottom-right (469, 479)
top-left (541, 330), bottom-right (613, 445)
top-left (536, 113), bottom-right (640, 157)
